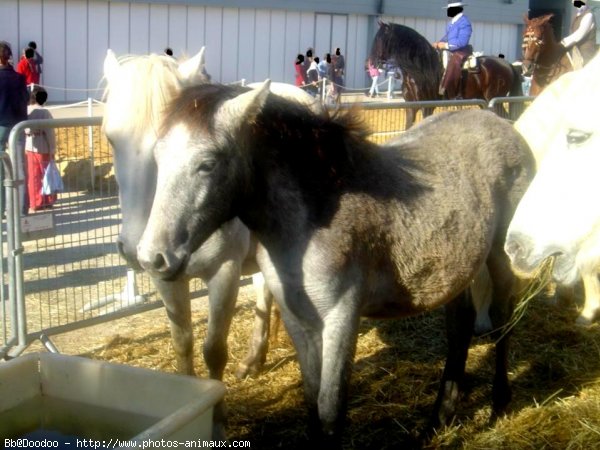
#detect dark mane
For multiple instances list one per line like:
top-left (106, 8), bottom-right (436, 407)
top-left (161, 83), bottom-right (372, 178)
top-left (161, 83), bottom-right (421, 208)
top-left (369, 22), bottom-right (441, 100)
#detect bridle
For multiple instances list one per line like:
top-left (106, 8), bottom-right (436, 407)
top-left (521, 28), bottom-right (545, 75)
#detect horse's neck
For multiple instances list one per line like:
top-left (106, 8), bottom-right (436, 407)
top-left (538, 26), bottom-right (564, 67)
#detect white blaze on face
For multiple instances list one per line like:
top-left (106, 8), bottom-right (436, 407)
top-left (152, 123), bottom-right (195, 211)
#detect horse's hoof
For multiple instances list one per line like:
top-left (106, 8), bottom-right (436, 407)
top-left (234, 361), bottom-right (263, 379)
top-left (234, 363), bottom-right (251, 379)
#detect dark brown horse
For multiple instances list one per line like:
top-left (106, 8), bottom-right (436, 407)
top-left (522, 13), bottom-right (572, 96)
top-left (370, 21), bottom-right (523, 126)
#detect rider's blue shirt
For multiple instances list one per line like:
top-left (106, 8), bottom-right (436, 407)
top-left (442, 14), bottom-right (473, 51)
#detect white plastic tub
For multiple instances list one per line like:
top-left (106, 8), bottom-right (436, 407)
top-left (0, 353), bottom-right (225, 446)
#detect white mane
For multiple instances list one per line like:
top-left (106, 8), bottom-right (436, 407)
top-left (103, 53), bottom-right (208, 139)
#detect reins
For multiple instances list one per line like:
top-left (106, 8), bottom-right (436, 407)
top-left (522, 25), bottom-right (571, 83)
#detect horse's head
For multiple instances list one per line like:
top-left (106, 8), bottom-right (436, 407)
top-left (371, 21), bottom-right (393, 65)
top-left (137, 82), bottom-right (271, 279)
top-left (102, 48), bottom-right (210, 268)
top-left (506, 128), bottom-right (600, 285)
top-left (521, 13), bottom-right (554, 76)
top-left (507, 53), bottom-right (600, 285)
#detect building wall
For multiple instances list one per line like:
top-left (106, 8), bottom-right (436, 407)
top-left (0, 0), bottom-right (530, 102)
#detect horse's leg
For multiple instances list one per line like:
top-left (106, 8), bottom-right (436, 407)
top-left (317, 300), bottom-right (361, 445)
top-left (204, 260), bottom-right (241, 380)
top-left (153, 277), bottom-right (195, 376)
top-left (486, 248), bottom-right (516, 417)
top-left (277, 301), bottom-right (324, 442)
top-left (576, 269), bottom-right (600, 326)
top-left (204, 260), bottom-right (241, 441)
top-left (471, 265), bottom-right (494, 335)
top-left (235, 272), bottom-right (274, 378)
top-left (429, 289), bottom-right (475, 430)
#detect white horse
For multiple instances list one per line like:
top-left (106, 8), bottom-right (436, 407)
top-left (103, 49), bottom-right (323, 436)
top-left (506, 51), bottom-right (600, 325)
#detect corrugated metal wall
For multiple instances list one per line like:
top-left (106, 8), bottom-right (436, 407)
top-left (1, 0), bottom-right (523, 102)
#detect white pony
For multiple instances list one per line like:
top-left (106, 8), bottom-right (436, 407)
top-left (506, 50), bottom-right (600, 325)
top-left (103, 49), bottom-right (323, 437)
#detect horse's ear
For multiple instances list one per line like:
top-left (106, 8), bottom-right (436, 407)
top-left (178, 47), bottom-right (206, 81)
top-left (217, 79), bottom-right (271, 130)
top-left (104, 49), bottom-right (120, 82)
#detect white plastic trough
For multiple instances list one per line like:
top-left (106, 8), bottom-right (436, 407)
top-left (0, 353), bottom-right (225, 445)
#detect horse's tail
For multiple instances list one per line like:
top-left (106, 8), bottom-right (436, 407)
top-left (509, 64), bottom-right (523, 97)
top-left (508, 63), bottom-right (525, 120)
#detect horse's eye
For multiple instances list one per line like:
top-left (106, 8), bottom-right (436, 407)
top-left (566, 129), bottom-right (592, 147)
top-left (197, 159), bottom-right (216, 173)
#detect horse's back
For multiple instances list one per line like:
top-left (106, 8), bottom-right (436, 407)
top-left (390, 109), bottom-right (534, 217)
top-left (347, 110), bottom-right (534, 309)
top-left (394, 109), bottom-right (532, 168)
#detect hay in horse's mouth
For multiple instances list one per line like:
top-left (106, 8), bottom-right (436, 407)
top-left (484, 257), bottom-right (555, 343)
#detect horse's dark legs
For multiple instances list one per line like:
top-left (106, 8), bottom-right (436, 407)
top-left (486, 248), bottom-right (516, 417)
top-left (430, 290), bottom-right (476, 429)
top-left (154, 277), bottom-right (195, 376)
top-left (204, 260), bottom-right (240, 380)
top-left (236, 273), bottom-right (274, 378)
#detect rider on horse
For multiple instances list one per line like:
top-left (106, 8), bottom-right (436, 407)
top-left (561, 1), bottom-right (599, 69)
top-left (433, 1), bottom-right (473, 98)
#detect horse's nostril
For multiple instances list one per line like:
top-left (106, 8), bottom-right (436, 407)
top-left (116, 239), bottom-right (126, 258)
top-left (152, 252), bottom-right (167, 271)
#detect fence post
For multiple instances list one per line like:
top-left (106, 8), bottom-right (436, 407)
top-left (88, 98), bottom-right (95, 192)
top-left (321, 78), bottom-right (327, 104)
top-left (387, 74), bottom-right (393, 99)
top-left (4, 133), bottom-right (27, 352)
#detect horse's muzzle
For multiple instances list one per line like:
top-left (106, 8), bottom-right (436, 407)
top-left (116, 237), bottom-right (143, 271)
top-left (136, 242), bottom-right (188, 281)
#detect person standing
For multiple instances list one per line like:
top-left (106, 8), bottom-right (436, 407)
top-left (366, 59), bottom-right (381, 98)
top-left (331, 47), bottom-right (345, 96)
top-left (16, 47), bottom-right (39, 88)
top-left (306, 56), bottom-right (319, 96)
top-left (318, 53), bottom-right (331, 80)
top-left (294, 54), bottom-right (306, 87)
top-left (561, 0), bottom-right (599, 68)
top-left (0, 41), bottom-right (28, 216)
top-left (0, 41), bottom-right (28, 150)
top-left (28, 41), bottom-right (43, 78)
top-left (433, 1), bottom-right (473, 98)
top-left (25, 87), bottom-right (57, 212)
